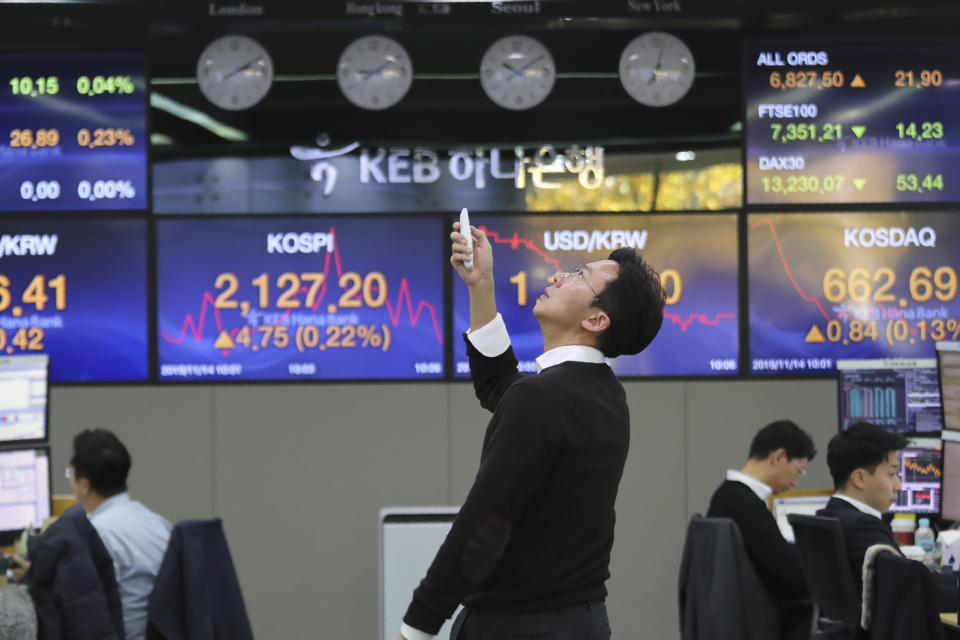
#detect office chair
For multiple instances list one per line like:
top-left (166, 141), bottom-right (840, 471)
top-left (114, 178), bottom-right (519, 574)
top-left (678, 514), bottom-right (780, 640)
top-left (146, 519), bottom-right (254, 640)
top-left (787, 514), bottom-right (861, 639)
top-left (868, 551), bottom-right (945, 640)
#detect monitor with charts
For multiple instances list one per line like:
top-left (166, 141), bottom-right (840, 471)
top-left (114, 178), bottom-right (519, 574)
top-left (937, 342), bottom-right (960, 432)
top-left (838, 358), bottom-right (943, 435)
top-left (0, 447), bottom-right (51, 545)
top-left (0, 355), bottom-right (49, 444)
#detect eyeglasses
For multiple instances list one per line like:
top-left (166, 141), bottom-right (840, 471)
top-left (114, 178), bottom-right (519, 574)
top-left (564, 265), bottom-right (600, 297)
top-left (792, 461), bottom-right (807, 478)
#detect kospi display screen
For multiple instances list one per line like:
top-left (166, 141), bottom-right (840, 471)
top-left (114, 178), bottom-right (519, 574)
top-left (156, 217), bottom-right (445, 381)
top-left (745, 42), bottom-right (960, 205)
top-left (0, 219), bottom-right (148, 381)
top-left (748, 211), bottom-right (960, 375)
top-left (0, 50), bottom-right (148, 211)
top-left (452, 214), bottom-right (739, 377)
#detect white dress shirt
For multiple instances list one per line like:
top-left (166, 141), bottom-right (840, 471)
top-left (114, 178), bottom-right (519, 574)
top-left (832, 493), bottom-right (883, 519)
top-left (726, 469), bottom-right (773, 503)
top-left (89, 493), bottom-right (173, 640)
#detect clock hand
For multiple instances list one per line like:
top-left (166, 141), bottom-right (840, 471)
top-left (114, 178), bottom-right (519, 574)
top-left (224, 59), bottom-right (263, 81)
top-left (518, 54), bottom-right (545, 72)
top-left (360, 56), bottom-right (399, 81)
top-left (647, 46), bottom-right (666, 85)
top-left (502, 62), bottom-right (523, 79)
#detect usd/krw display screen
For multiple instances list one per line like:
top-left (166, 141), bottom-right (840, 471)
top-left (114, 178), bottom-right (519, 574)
top-left (156, 217), bottom-right (445, 381)
top-left (745, 42), bottom-right (960, 204)
top-left (749, 211), bottom-right (960, 375)
top-left (0, 50), bottom-right (147, 211)
top-left (0, 219), bottom-right (148, 381)
top-left (452, 214), bottom-right (739, 377)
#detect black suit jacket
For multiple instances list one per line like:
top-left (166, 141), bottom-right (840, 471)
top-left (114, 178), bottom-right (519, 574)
top-left (146, 519), bottom-right (253, 640)
top-left (27, 503), bottom-right (125, 640)
top-left (869, 552), bottom-right (945, 640)
top-left (816, 497), bottom-right (901, 598)
top-left (706, 480), bottom-right (808, 606)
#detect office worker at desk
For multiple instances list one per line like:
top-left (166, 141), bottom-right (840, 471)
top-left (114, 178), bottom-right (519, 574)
top-left (399, 221), bottom-right (665, 640)
top-left (819, 421), bottom-right (911, 597)
top-left (68, 429), bottom-right (172, 640)
top-left (819, 420), bottom-right (955, 619)
top-left (11, 430), bottom-right (172, 640)
top-left (706, 420), bottom-right (816, 640)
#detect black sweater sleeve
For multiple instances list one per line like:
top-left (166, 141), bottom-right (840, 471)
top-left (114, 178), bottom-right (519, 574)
top-left (465, 335), bottom-right (522, 413)
top-left (707, 482), bottom-right (809, 604)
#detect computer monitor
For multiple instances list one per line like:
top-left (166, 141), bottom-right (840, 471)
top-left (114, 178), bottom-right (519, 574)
top-left (940, 436), bottom-right (960, 521)
top-left (771, 494), bottom-right (832, 542)
top-left (891, 437), bottom-right (942, 515)
top-left (837, 358), bottom-right (943, 435)
top-left (937, 342), bottom-right (960, 432)
top-left (0, 354), bottom-right (49, 443)
top-left (0, 447), bottom-right (51, 544)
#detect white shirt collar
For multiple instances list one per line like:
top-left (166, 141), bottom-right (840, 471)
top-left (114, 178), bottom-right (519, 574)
top-left (832, 493), bottom-right (883, 519)
top-left (535, 345), bottom-right (606, 373)
top-left (726, 469), bottom-right (773, 503)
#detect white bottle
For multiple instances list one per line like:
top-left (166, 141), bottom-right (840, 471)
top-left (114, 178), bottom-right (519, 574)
top-left (916, 518), bottom-right (936, 566)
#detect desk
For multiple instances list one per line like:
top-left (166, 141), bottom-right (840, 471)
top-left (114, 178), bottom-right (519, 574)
top-left (943, 612), bottom-right (960, 639)
top-left (52, 494), bottom-right (77, 517)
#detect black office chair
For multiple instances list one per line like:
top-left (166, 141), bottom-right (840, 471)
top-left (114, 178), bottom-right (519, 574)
top-left (868, 551), bottom-right (945, 640)
top-left (145, 519), bottom-right (254, 640)
top-left (787, 514), bottom-right (861, 639)
top-left (678, 514), bottom-right (780, 640)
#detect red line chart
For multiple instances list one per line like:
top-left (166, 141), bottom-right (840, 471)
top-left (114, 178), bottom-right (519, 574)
top-left (161, 225), bottom-right (443, 347)
top-left (483, 226), bottom-right (735, 332)
top-left (751, 218), bottom-right (908, 324)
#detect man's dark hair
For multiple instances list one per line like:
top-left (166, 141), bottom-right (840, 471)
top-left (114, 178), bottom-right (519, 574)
top-left (748, 419), bottom-right (817, 462)
top-left (593, 248), bottom-right (665, 358)
top-left (826, 421), bottom-right (909, 490)
top-left (70, 428), bottom-right (131, 497)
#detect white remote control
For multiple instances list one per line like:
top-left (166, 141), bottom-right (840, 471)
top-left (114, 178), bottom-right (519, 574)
top-left (459, 207), bottom-right (473, 271)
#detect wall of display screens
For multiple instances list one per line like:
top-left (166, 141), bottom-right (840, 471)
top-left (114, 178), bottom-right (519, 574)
top-left (452, 214), bottom-right (739, 377)
top-left (745, 42), bottom-right (960, 205)
top-left (4, 39), bottom-right (960, 383)
top-left (0, 50), bottom-right (148, 212)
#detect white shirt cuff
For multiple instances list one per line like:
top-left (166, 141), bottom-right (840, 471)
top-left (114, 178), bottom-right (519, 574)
top-left (400, 623), bottom-right (435, 640)
top-left (465, 313), bottom-right (510, 357)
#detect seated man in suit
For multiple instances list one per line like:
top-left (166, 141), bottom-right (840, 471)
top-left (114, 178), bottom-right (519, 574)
top-left (819, 421), bottom-right (954, 610)
top-left (706, 419), bottom-right (816, 640)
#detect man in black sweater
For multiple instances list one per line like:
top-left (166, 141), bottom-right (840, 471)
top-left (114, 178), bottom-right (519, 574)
top-left (399, 221), bottom-right (665, 640)
top-left (706, 419), bottom-right (816, 640)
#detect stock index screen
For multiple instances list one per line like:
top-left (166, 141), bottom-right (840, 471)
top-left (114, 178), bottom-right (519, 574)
top-left (0, 219), bottom-right (148, 381)
top-left (745, 42), bottom-right (960, 205)
top-left (452, 214), bottom-right (739, 378)
top-left (156, 217), bottom-right (445, 381)
top-left (748, 211), bottom-right (960, 375)
top-left (0, 50), bottom-right (147, 211)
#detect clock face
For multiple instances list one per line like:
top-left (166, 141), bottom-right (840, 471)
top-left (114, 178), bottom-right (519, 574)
top-left (337, 35), bottom-right (413, 111)
top-left (196, 35), bottom-right (273, 111)
top-left (619, 32), bottom-right (695, 107)
top-left (480, 35), bottom-right (556, 111)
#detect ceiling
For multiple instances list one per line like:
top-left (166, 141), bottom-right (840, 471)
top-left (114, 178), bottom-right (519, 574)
top-left (2, 0), bottom-right (959, 158)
